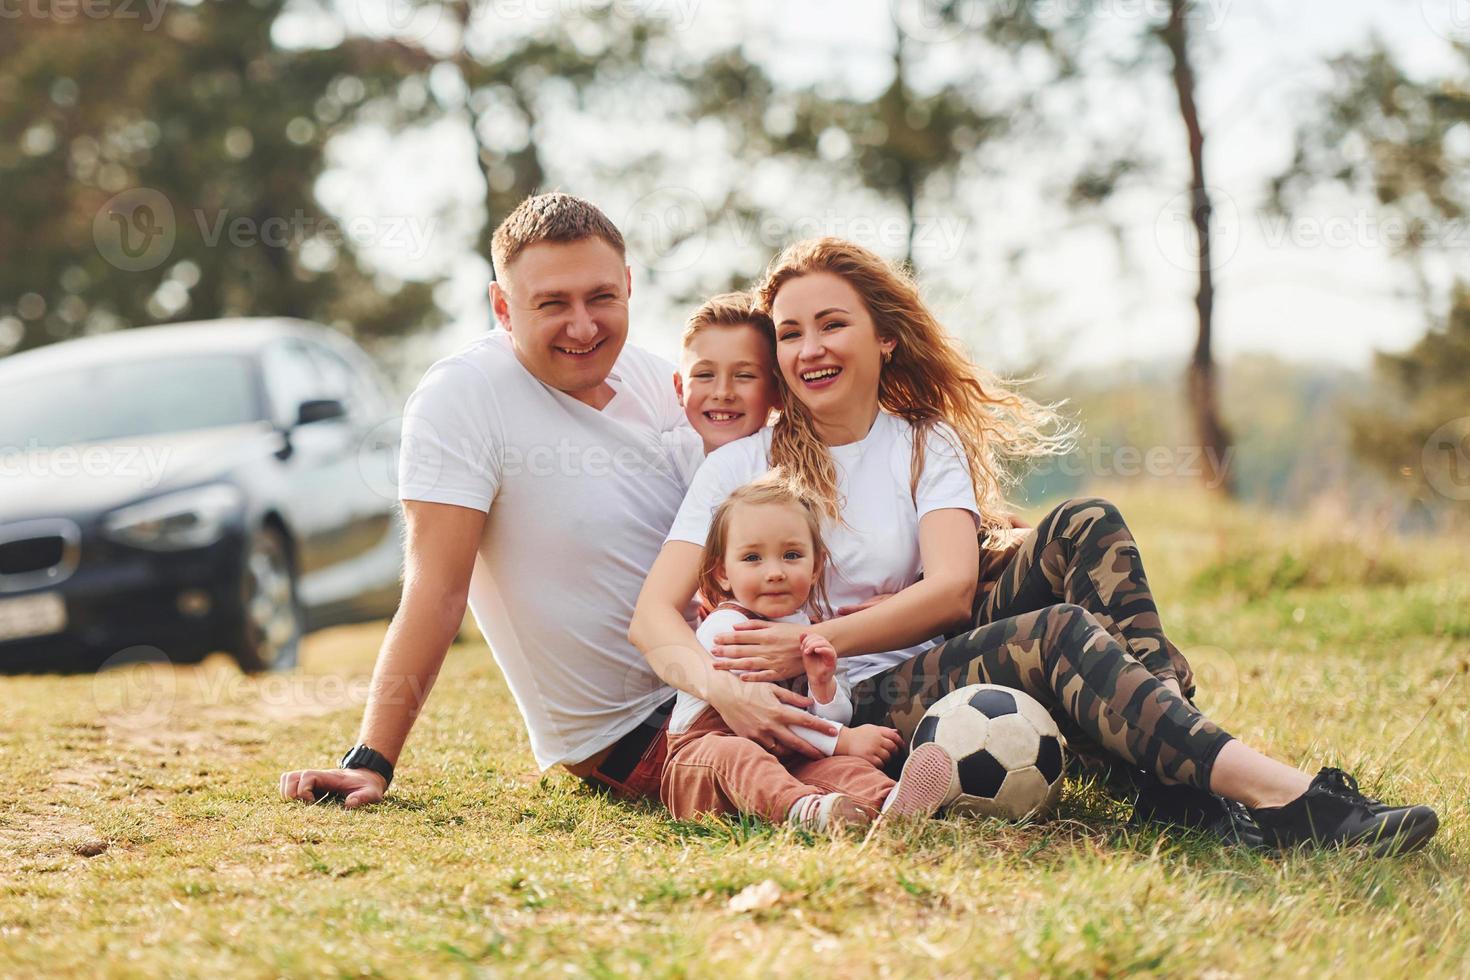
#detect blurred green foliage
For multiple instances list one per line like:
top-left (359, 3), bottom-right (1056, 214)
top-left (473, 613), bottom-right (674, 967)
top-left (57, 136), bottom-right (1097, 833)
top-left (1275, 40), bottom-right (1470, 520)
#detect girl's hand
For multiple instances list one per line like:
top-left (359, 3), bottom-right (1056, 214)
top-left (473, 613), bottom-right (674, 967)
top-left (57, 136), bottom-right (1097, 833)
top-left (800, 632), bottom-right (837, 703)
top-left (711, 621), bottom-right (808, 682)
top-left (834, 725), bottom-right (905, 768)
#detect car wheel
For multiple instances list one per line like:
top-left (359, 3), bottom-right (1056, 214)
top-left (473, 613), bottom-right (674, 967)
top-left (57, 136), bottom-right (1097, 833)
top-left (232, 526), bottom-right (302, 673)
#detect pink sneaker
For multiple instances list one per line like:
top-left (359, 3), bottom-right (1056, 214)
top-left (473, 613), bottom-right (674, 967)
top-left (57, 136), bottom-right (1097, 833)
top-left (882, 743), bottom-right (958, 820)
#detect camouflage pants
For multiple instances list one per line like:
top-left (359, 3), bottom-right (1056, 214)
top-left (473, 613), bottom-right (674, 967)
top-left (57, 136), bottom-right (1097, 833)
top-left (850, 497), bottom-right (1233, 791)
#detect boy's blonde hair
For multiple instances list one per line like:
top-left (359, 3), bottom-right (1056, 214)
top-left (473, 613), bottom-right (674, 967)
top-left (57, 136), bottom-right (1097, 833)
top-left (681, 291), bottom-right (775, 349)
top-left (697, 471), bottom-right (833, 621)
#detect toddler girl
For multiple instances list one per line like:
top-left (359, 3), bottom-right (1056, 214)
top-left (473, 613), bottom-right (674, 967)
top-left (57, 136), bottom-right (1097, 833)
top-left (659, 473), bottom-right (955, 832)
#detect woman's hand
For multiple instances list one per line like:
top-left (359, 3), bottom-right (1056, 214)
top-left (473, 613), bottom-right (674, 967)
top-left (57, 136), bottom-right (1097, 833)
top-left (711, 620), bottom-right (808, 682)
top-left (707, 673), bottom-right (835, 759)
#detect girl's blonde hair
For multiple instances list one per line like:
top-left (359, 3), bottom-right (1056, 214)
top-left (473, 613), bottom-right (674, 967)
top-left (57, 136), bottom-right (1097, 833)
top-left (681, 291), bottom-right (774, 348)
top-left (756, 237), bottom-right (1074, 544)
top-left (697, 471), bottom-right (834, 621)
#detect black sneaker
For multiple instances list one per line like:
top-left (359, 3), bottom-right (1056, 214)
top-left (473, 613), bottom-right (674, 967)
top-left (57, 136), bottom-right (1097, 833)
top-left (1128, 770), bottom-right (1267, 850)
top-left (1249, 768), bottom-right (1440, 856)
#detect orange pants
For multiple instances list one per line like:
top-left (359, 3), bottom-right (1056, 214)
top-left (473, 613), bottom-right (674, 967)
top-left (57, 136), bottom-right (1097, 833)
top-left (660, 707), bottom-right (895, 823)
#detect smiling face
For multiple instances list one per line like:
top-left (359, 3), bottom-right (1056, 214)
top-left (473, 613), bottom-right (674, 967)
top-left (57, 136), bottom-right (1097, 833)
top-left (715, 500), bottom-right (817, 620)
top-left (676, 323), bottom-right (778, 452)
top-left (490, 237), bottom-right (631, 406)
top-left (769, 271), bottom-right (895, 441)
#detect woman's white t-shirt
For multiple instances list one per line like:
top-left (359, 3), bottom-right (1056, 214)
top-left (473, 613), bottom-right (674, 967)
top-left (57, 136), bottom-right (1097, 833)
top-left (666, 411), bottom-right (981, 682)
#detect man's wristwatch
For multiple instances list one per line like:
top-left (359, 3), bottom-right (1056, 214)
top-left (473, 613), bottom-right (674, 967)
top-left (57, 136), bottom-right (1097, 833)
top-left (339, 744), bottom-right (394, 789)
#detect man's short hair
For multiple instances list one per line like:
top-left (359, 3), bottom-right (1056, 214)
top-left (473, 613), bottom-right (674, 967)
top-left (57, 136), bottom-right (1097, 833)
top-left (490, 192), bottom-right (626, 282)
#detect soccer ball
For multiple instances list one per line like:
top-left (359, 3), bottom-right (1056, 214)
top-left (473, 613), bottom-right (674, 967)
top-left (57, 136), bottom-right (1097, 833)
top-left (910, 683), bottom-right (1066, 820)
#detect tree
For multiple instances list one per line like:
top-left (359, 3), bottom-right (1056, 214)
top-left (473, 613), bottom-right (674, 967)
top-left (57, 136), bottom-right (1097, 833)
top-left (1274, 40), bottom-right (1470, 517)
top-left (686, 3), bottom-right (1085, 269)
top-left (1158, 0), bottom-right (1233, 495)
top-left (0, 1), bottom-right (444, 355)
top-left (0, 0), bottom-right (683, 359)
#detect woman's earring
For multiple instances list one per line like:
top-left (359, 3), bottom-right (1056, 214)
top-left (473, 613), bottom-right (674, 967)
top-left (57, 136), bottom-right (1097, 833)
top-left (882, 349), bottom-right (893, 364)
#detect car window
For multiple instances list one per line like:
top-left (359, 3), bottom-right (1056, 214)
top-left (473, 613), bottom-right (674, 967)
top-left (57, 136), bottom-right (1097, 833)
top-left (261, 341), bottom-right (325, 426)
top-left (308, 342), bottom-right (393, 421)
top-left (0, 354), bottom-right (261, 449)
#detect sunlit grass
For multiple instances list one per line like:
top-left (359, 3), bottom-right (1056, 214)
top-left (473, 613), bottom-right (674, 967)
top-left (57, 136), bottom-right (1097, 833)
top-left (1, 487), bottom-right (1467, 977)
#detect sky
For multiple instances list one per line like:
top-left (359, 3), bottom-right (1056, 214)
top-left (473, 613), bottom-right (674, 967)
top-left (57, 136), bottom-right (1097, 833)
top-left (293, 0), bottom-right (1469, 379)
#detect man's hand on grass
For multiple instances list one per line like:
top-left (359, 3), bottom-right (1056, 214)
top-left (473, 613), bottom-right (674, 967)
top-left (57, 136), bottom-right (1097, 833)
top-left (279, 766), bottom-right (386, 810)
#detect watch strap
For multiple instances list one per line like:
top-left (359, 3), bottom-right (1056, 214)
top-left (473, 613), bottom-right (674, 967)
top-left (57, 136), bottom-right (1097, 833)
top-left (339, 744), bottom-right (394, 789)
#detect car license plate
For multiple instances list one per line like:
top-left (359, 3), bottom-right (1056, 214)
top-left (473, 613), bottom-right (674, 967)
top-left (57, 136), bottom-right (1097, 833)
top-left (0, 592), bottom-right (67, 643)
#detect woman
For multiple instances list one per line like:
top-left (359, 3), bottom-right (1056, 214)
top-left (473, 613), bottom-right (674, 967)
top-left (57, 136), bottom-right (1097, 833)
top-left (631, 238), bottom-right (1438, 855)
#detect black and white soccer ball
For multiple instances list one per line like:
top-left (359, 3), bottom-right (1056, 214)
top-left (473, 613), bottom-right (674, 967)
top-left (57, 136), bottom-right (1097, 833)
top-left (910, 683), bottom-right (1066, 820)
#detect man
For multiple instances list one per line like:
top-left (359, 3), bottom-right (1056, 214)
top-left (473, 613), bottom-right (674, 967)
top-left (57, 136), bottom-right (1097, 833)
top-left (279, 193), bottom-right (830, 809)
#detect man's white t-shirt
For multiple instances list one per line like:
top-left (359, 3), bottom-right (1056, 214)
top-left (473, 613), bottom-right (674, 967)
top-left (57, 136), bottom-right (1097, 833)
top-left (397, 330), bottom-right (696, 771)
top-left (666, 411), bottom-right (981, 681)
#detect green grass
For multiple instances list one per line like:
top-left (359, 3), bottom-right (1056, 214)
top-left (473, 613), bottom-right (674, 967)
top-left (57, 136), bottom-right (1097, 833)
top-left (2, 487), bottom-right (1468, 977)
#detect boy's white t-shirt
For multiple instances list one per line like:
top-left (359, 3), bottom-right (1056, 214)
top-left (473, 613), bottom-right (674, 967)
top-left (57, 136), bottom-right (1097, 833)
top-left (671, 606), bottom-right (852, 756)
top-left (397, 330), bottom-right (698, 771)
top-left (666, 411), bottom-right (981, 681)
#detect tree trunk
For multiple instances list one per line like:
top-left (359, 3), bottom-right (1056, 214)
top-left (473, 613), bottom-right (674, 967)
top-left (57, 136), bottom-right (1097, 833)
top-left (1163, 0), bottom-right (1233, 494)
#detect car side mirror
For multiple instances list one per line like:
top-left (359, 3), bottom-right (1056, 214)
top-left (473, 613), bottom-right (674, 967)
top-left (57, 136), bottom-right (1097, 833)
top-left (296, 398), bottom-right (347, 426)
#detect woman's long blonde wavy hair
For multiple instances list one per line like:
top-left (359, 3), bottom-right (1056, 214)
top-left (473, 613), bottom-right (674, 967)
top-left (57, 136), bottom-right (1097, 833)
top-left (755, 237), bottom-right (1074, 545)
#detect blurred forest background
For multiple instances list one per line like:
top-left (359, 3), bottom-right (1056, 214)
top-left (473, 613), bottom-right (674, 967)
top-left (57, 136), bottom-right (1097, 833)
top-left (1, 0), bottom-right (1467, 530)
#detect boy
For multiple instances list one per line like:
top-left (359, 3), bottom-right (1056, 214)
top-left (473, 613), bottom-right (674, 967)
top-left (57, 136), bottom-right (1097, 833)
top-left (663, 292), bottom-right (779, 482)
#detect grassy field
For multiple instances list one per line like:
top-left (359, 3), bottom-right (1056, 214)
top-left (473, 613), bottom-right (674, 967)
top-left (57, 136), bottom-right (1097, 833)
top-left (2, 487), bottom-right (1467, 978)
